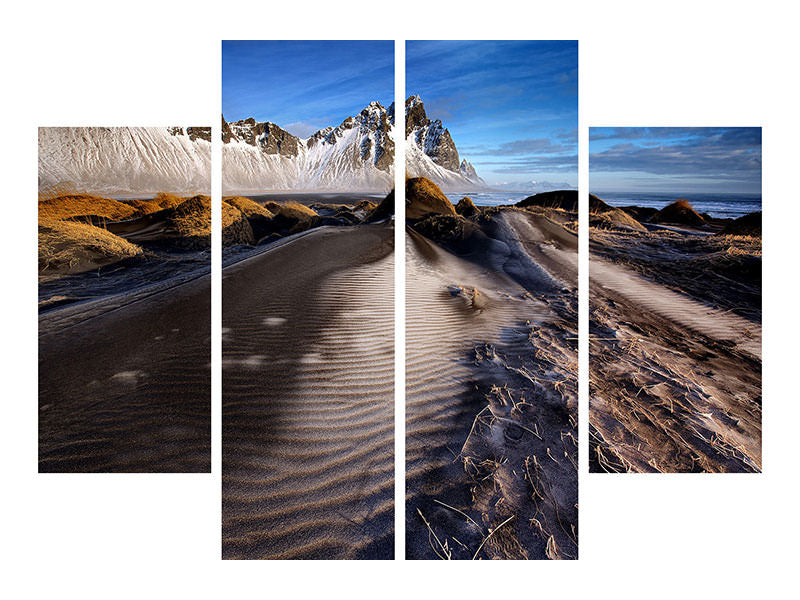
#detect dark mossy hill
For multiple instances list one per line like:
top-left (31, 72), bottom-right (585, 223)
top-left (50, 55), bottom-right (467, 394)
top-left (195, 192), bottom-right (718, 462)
top-left (619, 205), bottom-right (659, 222)
top-left (517, 190), bottom-right (578, 212)
top-left (651, 199), bottom-right (705, 226)
top-left (721, 211), bottom-right (762, 237)
top-left (364, 189), bottom-right (395, 223)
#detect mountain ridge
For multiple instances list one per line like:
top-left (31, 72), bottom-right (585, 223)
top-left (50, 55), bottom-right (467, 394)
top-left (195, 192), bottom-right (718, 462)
top-left (38, 127), bottom-right (211, 195)
top-left (222, 101), bottom-right (395, 193)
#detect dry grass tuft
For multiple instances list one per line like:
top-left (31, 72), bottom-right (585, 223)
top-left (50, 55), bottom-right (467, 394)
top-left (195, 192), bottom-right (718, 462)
top-left (38, 193), bottom-right (137, 222)
top-left (275, 201), bottom-right (318, 220)
top-left (127, 192), bottom-right (186, 215)
top-left (406, 177), bottom-right (456, 220)
top-left (223, 196), bottom-right (274, 219)
top-left (39, 218), bottom-right (142, 275)
top-left (221, 202), bottom-right (255, 246)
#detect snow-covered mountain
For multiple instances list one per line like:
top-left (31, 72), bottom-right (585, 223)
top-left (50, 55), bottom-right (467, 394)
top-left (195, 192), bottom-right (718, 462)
top-left (405, 95), bottom-right (486, 191)
top-left (222, 101), bottom-right (395, 193)
top-left (38, 127), bottom-right (211, 195)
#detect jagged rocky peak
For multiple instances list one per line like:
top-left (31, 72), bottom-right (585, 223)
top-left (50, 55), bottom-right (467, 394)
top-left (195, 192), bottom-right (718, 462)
top-left (460, 159), bottom-right (477, 178)
top-left (222, 115), bottom-right (300, 157)
top-left (221, 100), bottom-right (396, 192)
top-left (168, 126), bottom-right (211, 142)
top-left (258, 122), bottom-right (300, 157)
top-left (405, 94), bottom-right (428, 136)
top-left (405, 95), bottom-right (460, 172)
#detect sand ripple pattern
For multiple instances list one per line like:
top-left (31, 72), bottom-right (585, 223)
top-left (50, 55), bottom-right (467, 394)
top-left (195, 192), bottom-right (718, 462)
top-left (39, 273), bottom-right (211, 472)
top-left (223, 224), bottom-right (394, 560)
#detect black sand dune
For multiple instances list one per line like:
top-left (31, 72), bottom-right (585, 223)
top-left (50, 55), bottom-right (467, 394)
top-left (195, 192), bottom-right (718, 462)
top-left (39, 270), bottom-right (211, 472)
top-left (222, 222), bottom-right (394, 560)
top-left (406, 206), bottom-right (578, 560)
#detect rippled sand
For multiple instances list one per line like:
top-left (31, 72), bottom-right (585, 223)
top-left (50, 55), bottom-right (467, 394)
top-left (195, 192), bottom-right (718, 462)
top-left (222, 223), bottom-right (394, 559)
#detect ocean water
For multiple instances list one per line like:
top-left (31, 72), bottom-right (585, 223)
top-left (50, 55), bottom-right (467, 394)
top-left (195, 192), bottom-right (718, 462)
top-left (596, 191), bottom-right (761, 219)
top-left (444, 191), bottom-right (532, 207)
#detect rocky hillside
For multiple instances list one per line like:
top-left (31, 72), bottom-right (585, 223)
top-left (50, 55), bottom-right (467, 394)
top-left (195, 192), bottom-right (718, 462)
top-left (404, 95), bottom-right (486, 191)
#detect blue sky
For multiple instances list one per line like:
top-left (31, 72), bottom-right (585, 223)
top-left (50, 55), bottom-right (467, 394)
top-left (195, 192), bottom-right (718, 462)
top-left (222, 41), bottom-right (394, 138)
top-left (590, 127), bottom-right (762, 194)
top-left (406, 40), bottom-right (578, 188)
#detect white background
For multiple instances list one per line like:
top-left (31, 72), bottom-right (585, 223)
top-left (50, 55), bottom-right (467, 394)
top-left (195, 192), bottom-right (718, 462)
top-left (2, 1), bottom-right (797, 597)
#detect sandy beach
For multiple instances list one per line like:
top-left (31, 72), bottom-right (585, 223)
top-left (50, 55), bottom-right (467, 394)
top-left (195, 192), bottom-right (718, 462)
top-left (38, 190), bottom-right (212, 472)
top-left (222, 222), bottom-right (394, 559)
top-left (39, 268), bottom-right (211, 472)
top-left (589, 200), bottom-right (762, 473)
top-left (405, 179), bottom-right (578, 559)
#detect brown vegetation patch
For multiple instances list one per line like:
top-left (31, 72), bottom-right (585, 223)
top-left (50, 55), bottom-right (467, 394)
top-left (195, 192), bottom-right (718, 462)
top-left (222, 202), bottom-right (255, 246)
top-left (455, 196), bottom-right (478, 218)
top-left (126, 192), bottom-right (186, 215)
top-left (39, 218), bottom-right (142, 276)
top-left (223, 196), bottom-right (274, 219)
top-left (39, 193), bottom-right (137, 222)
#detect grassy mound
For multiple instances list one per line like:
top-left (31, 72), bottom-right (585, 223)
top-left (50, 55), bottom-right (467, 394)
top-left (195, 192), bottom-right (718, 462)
top-left (588, 194), bottom-right (614, 214)
top-left (38, 193), bottom-right (137, 222)
top-left (364, 189), bottom-right (395, 223)
top-left (354, 199), bottom-right (378, 214)
top-left (126, 192), bottom-right (186, 216)
top-left (222, 202), bottom-right (255, 246)
top-left (251, 201), bottom-right (320, 237)
top-left (590, 208), bottom-right (646, 232)
top-left (455, 196), bottom-right (478, 217)
top-left (166, 195), bottom-right (212, 240)
top-left (406, 177), bottom-right (456, 220)
top-left (651, 199), bottom-right (705, 226)
top-left (39, 218), bottom-right (142, 276)
top-left (223, 196), bottom-right (275, 219)
top-left (721, 211), bottom-right (762, 237)
top-left (620, 205), bottom-right (659, 222)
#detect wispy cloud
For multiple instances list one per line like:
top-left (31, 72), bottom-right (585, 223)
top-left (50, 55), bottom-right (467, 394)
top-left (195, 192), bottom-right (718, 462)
top-left (407, 40), bottom-right (578, 186)
top-left (462, 137), bottom-right (575, 156)
top-left (590, 127), bottom-right (761, 193)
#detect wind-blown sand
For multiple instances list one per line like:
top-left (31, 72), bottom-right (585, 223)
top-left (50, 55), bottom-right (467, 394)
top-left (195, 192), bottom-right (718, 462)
top-left (222, 222), bottom-right (394, 559)
top-left (406, 207), bottom-right (578, 560)
top-left (39, 270), bottom-right (211, 472)
top-left (589, 223), bottom-right (761, 473)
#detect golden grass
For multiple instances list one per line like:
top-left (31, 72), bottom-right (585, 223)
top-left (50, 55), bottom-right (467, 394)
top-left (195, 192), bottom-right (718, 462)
top-left (127, 192), bottom-right (186, 215)
top-left (167, 195), bottom-right (211, 239)
top-left (221, 201), bottom-right (255, 246)
top-left (223, 196), bottom-right (274, 219)
top-left (406, 177), bottom-right (456, 219)
top-left (38, 193), bottom-right (137, 222)
top-left (38, 217), bottom-right (142, 275)
top-left (275, 201), bottom-right (318, 219)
